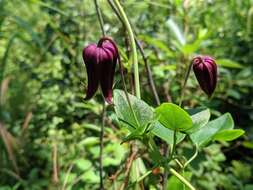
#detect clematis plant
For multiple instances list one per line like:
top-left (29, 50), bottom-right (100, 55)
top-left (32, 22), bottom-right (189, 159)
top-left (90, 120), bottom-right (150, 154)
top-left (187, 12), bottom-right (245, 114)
top-left (83, 0), bottom-right (245, 189)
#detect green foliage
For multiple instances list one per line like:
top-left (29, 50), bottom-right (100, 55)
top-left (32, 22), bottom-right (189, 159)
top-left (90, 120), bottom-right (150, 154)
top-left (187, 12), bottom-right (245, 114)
top-left (190, 113), bottom-right (236, 147)
top-left (155, 103), bottom-right (193, 131)
top-left (0, 0), bottom-right (252, 190)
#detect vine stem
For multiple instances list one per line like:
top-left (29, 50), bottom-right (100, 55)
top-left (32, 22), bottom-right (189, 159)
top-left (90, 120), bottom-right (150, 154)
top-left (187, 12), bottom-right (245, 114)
top-left (179, 61), bottom-right (193, 107)
top-left (94, 0), bottom-right (106, 36)
top-left (107, 0), bottom-right (160, 105)
top-left (99, 103), bottom-right (106, 190)
top-left (184, 145), bottom-right (198, 168)
top-left (169, 168), bottom-right (196, 190)
top-left (93, 1), bottom-right (106, 189)
top-left (113, 0), bottom-right (140, 99)
top-left (163, 130), bottom-right (177, 189)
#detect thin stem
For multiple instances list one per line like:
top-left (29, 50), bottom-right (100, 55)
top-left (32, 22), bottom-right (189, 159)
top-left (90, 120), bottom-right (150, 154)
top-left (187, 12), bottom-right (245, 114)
top-left (113, 0), bottom-right (140, 99)
top-left (183, 145), bottom-right (198, 168)
top-left (107, 0), bottom-right (123, 23)
top-left (175, 158), bottom-right (184, 168)
top-left (61, 164), bottom-right (74, 190)
top-left (179, 61), bottom-right (193, 107)
top-left (99, 36), bottom-right (140, 127)
top-left (135, 39), bottom-right (160, 105)
top-left (183, 168), bottom-right (186, 190)
top-left (93, 3), bottom-right (106, 189)
top-left (94, 0), bottom-right (106, 36)
top-left (118, 55), bottom-right (140, 127)
top-left (170, 130), bottom-right (177, 160)
top-left (163, 130), bottom-right (177, 190)
top-left (162, 147), bottom-right (169, 190)
top-left (169, 168), bottom-right (196, 190)
top-left (108, 0), bottom-right (160, 104)
top-left (99, 103), bottom-right (106, 190)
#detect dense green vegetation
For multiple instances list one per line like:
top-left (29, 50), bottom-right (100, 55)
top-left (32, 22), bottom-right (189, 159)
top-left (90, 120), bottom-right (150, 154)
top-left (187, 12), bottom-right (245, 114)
top-left (0, 0), bottom-right (253, 190)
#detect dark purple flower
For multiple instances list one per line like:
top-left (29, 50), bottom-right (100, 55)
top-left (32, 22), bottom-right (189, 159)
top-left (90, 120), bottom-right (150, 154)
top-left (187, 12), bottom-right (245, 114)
top-left (192, 56), bottom-right (217, 96)
top-left (82, 37), bottom-right (119, 104)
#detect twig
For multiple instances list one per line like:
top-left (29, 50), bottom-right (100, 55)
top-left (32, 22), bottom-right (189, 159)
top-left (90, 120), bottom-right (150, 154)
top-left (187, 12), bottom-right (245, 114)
top-left (21, 112), bottom-right (33, 135)
top-left (179, 61), bottom-right (193, 107)
top-left (99, 103), bottom-right (106, 190)
top-left (52, 142), bottom-right (59, 184)
top-left (119, 147), bottom-right (138, 190)
top-left (109, 153), bottom-right (130, 181)
top-left (94, 0), bottom-right (106, 36)
top-left (61, 163), bottom-right (74, 190)
top-left (135, 39), bottom-right (160, 105)
top-left (93, 2), bottom-right (106, 189)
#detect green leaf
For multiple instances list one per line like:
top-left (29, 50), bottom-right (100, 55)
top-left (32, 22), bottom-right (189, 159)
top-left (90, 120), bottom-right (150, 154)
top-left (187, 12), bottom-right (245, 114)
top-left (121, 125), bottom-right (146, 143)
top-left (75, 159), bottom-right (92, 171)
top-left (213, 129), bottom-right (245, 141)
top-left (186, 109), bottom-right (210, 134)
top-left (151, 121), bottom-right (186, 145)
top-left (155, 103), bottom-right (192, 131)
top-left (190, 113), bottom-right (234, 147)
top-left (113, 89), bottom-right (154, 129)
top-left (148, 138), bottom-right (164, 163)
top-left (181, 40), bottom-right (201, 54)
top-left (216, 59), bottom-right (244, 69)
top-left (166, 18), bottom-right (186, 45)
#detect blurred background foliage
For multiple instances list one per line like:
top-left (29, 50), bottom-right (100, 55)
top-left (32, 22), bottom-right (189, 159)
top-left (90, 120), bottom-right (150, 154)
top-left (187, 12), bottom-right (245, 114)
top-left (0, 0), bottom-right (253, 189)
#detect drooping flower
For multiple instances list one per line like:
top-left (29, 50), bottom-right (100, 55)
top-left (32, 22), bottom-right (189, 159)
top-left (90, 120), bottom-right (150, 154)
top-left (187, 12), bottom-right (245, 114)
top-left (82, 37), bottom-right (119, 104)
top-left (192, 56), bottom-right (217, 96)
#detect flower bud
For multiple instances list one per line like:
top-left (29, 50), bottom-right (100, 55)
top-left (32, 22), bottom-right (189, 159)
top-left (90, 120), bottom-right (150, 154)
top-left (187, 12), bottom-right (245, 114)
top-left (82, 37), bottom-right (119, 103)
top-left (192, 56), bottom-right (217, 96)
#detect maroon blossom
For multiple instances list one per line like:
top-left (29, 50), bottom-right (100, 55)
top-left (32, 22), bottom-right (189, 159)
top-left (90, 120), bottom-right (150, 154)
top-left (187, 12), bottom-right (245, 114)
top-left (192, 56), bottom-right (217, 96)
top-left (82, 37), bottom-right (119, 104)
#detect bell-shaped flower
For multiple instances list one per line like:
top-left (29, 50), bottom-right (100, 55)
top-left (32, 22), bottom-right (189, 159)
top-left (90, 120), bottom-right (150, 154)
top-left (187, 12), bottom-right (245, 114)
top-left (192, 56), bottom-right (217, 96)
top-left (82, 37), bottom-right (119, 104)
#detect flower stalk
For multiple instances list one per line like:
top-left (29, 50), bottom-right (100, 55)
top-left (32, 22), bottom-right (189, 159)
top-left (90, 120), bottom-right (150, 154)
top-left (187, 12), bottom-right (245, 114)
top-left (113, 0), bottom-right (141, 99)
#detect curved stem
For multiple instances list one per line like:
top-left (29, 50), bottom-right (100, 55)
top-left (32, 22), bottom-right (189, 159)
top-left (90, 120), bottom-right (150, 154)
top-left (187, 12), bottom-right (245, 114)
top-left (184, 145), bottom-right (198, 168)
top-left (169, 168), bottom-right (196, 190)
top-left (118, 55), bottom-right (140, 127)
top-left (135, 39), bottom-right (160, 105)
top-left (94, 0), bottom-right (106, 36)
top-left (179, 61), bottom-right (193, 107)
top-left (169, 130), bottom-right (177, 160)
top-left (108, 0), bottom-right (160, 105)
top-left (113, 0), bottom-right (140, 99)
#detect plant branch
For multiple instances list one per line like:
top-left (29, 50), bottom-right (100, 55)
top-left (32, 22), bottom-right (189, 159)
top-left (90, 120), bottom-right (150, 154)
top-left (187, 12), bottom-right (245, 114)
top-left (120, 147), bottom-right (138, 190)
top-left (169, 168), bottom-right (196, 190)
top-left (108, 0), bottom-right (160, 105)
top-left (94, 0), bottom-right (106, 36)
top-left (93, 3), bottom-right (106, 189)
top-left (99, 103), bottom-right (106, 190)
top-left (113, 0), bottom-right (140, 99)
top-left (118, 56), bottom-right (140, 127)
top-left (135, 39), bottom-right (160, 105)
top-left (183, 145), bottom-right (198, 168)
top-left (179, 61), bottom-right (193, 107)
top-left (163, 130), bottom-right (177, 189)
